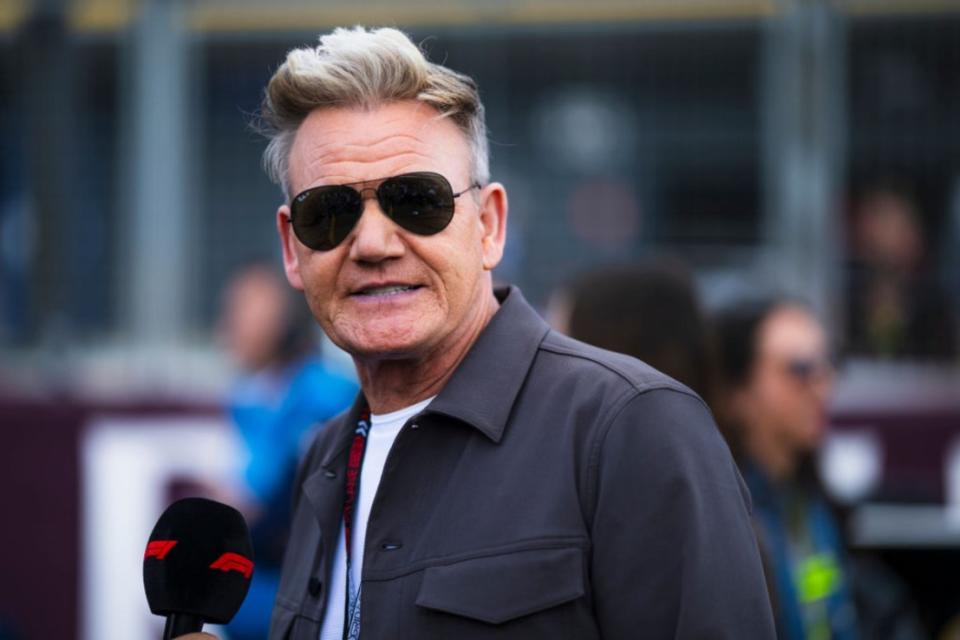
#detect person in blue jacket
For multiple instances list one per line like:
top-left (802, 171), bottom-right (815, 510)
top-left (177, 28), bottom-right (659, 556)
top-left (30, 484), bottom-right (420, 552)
top-left (713, 296), bottom-right (859, 640)
top-left (218, 263), bottom-right (357, 640)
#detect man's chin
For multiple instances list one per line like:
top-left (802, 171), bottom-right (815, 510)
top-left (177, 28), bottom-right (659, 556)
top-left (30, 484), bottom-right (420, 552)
top-left (336, 331), bottom-right (435, 361)
top-left (330, 303), bottom-right (444, 358)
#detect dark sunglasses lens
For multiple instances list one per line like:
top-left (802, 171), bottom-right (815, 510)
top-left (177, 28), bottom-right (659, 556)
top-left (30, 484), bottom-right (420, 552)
top-left (786, 357), bottom-right (832, 383)
top-left (787, 360), bottom-right (815, 382)
top-left (378, 174), bottom-right (455, 235)
top-left (292, 186), bottom-right (362, 250)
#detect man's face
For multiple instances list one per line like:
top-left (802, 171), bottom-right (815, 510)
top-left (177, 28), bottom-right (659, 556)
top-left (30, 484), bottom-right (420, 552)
top-left (277, 101), bottom-right (507, 360)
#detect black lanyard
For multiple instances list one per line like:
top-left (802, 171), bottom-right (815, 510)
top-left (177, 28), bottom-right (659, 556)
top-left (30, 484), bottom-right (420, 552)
top-left (342, 405), bottom-right (370, 640)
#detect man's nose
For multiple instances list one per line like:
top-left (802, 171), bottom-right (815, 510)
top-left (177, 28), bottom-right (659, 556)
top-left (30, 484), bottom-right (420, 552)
top-left (347, 197), bottom-right (406, 263)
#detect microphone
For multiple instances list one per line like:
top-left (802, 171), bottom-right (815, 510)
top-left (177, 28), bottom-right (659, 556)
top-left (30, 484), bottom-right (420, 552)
top-left (143, 497), bottom-right (255, 640)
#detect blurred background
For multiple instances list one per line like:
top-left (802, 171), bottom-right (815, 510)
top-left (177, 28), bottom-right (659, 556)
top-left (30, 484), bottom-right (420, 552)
top-left (1, 0), bottom-right (958, 638)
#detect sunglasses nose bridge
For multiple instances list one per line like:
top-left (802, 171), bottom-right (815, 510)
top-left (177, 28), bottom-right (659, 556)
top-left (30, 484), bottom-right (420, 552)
top-left (354, 185), bottom-right (394, 223)
top-left (353, 185), bottom-right (396, 228)
top-left (348, 196), bottom-right (406, 261)
top-left (356, 185), bottom-right (379, 202)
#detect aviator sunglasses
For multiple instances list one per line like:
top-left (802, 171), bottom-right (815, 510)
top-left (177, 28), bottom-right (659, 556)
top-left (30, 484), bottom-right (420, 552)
top-left (287, 171), bottom-right (481, 251)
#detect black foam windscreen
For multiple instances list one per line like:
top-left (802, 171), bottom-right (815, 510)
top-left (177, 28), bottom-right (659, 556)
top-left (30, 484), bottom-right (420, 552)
top-left (143, 497), bottom-right (254, 625)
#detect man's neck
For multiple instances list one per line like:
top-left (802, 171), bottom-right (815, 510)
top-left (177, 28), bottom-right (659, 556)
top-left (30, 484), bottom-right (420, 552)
top-left (353, 290), bottom-right (500, 414)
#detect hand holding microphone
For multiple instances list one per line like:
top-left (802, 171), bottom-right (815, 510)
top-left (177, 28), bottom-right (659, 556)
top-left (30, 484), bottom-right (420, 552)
top-left (143, 497), bottom-right (255, 640)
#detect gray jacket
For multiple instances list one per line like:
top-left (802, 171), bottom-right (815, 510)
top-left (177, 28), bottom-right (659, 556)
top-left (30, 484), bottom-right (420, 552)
top-left (269, 286), bottom-right (776, 639)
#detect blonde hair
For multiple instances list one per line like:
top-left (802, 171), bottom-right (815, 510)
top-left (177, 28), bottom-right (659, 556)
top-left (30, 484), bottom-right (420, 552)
top-left (259, 26), bottom-right (490, 199)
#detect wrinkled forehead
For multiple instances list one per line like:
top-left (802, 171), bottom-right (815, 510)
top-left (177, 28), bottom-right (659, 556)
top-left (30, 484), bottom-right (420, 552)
top-left (287, 101), bottom-right (473, 193)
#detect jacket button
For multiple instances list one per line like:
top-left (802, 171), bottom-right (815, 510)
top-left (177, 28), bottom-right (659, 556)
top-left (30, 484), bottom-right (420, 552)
top-left (410, 423), bottom-right (419, 430)
top-left (308, 577), bottom-right (322, 597)
top-left (323, 470), bottom-right (336, 479)
top-left (381, 542), bottom-right (403, 551)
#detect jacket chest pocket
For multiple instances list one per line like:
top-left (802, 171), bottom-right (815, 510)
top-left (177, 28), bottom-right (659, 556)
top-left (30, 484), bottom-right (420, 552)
top-left (414, 545), bottom-right (587, 626)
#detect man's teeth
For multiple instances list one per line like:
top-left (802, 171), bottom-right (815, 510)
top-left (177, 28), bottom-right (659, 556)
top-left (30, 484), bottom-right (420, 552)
top-left (359, 285), bottom-right (416, 296)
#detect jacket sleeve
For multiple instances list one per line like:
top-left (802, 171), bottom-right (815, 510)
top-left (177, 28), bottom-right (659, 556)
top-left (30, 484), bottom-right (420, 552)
top-left (589, 387), bottom-right (776, 639)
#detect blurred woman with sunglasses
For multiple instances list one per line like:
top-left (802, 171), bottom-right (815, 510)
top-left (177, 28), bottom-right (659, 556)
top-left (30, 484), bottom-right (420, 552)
top-left (712, 297), bottom-right (859, 640)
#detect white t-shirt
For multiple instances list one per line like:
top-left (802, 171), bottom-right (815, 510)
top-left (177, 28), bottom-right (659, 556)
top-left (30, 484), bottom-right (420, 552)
top-left (319, 396), bottom-right (436, 640)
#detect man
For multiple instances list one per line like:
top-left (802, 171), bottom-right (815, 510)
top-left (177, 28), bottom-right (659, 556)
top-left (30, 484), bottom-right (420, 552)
top-left (185, 25), bottom-right (775, 640)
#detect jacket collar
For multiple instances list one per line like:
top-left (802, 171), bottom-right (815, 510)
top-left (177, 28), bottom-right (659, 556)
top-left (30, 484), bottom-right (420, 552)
top-left (424, 285), bottom-right (549, 443)
top-left (320, 285), bottom-right (548, 469)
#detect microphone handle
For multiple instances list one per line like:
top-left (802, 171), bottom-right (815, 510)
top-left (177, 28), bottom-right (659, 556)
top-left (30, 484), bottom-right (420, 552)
top-left (163, 613), bottom-right (205, 640)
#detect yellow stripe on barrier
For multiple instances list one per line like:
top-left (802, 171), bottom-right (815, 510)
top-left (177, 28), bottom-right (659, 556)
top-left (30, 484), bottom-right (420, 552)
top-left (68, 0), bottom-right (138, 32)
top-left (842, 0), bottom-right (960, 16)
top-left (0, 0), bottom-right (29, 34)
top-left (186, 0), bottom-right (777, 33)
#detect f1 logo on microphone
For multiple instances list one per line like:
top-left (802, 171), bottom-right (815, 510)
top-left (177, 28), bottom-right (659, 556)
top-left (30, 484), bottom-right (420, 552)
top-left (210, 552), bottom-right (254, 579)
top-left (144, 540), bottom-right (178, 560)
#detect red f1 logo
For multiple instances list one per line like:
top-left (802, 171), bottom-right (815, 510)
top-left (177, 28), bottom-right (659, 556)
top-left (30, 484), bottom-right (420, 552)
top-left (144, 540), bottom-right (178, 560)
top-left (209, 552), bottom-right (254, 579)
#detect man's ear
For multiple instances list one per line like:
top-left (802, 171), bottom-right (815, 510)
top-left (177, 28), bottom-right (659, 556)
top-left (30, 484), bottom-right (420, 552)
top-left (477, 182), bottom-right (508, 271)
top-left (277, 204), bottom-right (305, 291)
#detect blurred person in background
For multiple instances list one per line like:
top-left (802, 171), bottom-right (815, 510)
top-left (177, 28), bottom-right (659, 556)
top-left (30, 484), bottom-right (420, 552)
top-left (216, 261), bottom-right (357, 640)
top-left (712, 296), bottom-right (928, 640)
top-left (713, 297), bottom-right (859, 640)
top-left (846, 186), bottom-right (957, 360)
top-left (552, 260), bottom-right (713, 400)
